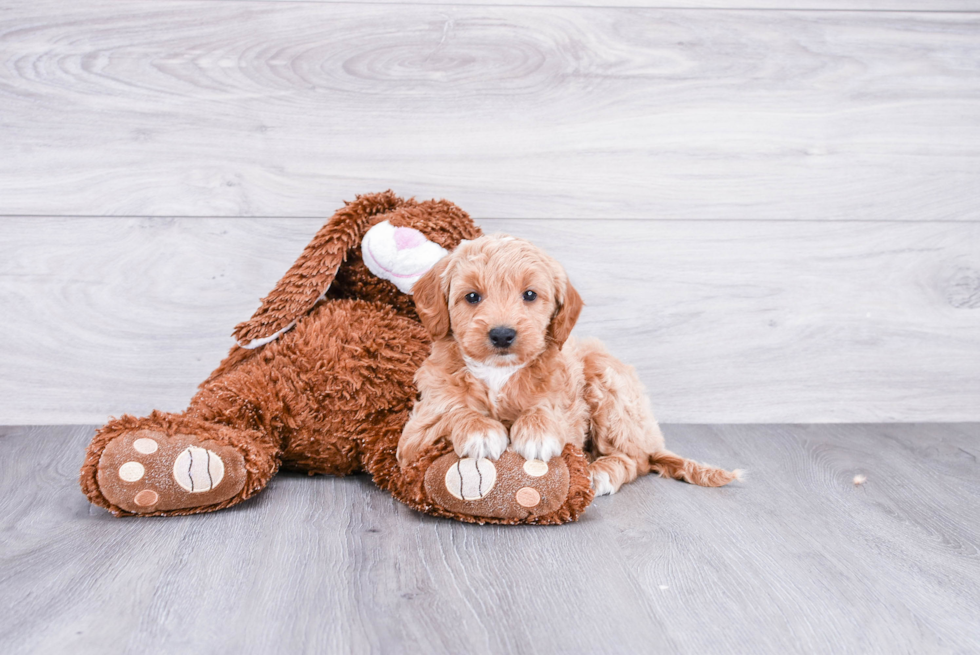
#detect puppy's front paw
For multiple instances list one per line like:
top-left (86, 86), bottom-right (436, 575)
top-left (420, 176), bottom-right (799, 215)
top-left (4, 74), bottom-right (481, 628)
top-left (509, 422), bottom-right (564, 462)
top-left (511, 436), bottom-right (563, 463)
top-left (397, 419), bottom-right (439, 469)
top-left (453, 419), bottom-right (508, 461)
top-left (590, 471), bottom-right (616, 496)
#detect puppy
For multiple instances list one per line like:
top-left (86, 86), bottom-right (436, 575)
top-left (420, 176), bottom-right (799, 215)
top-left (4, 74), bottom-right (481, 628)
top-left (397, 234), bottom-right (740, 495)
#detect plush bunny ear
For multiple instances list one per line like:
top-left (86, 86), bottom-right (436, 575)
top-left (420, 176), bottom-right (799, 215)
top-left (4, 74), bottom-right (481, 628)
top-left (549, 276), bottom-right (583, 348)
top-left (233, 191), bottom-right (405, 348)
top-left (411, 254), bottom-right (453, 341)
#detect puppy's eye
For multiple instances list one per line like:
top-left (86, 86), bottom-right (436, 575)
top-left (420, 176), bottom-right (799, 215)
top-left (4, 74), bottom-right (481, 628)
top-left (465, 292), bottom-right (482, 304)
top-left (523, 290), bottom-right (537, 302)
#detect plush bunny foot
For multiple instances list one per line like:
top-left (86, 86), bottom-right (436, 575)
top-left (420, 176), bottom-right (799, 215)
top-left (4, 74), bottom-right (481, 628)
top-left (424, 449), bottom-right (580, 522)
top-left (94, 429), bottom-right (247, 515)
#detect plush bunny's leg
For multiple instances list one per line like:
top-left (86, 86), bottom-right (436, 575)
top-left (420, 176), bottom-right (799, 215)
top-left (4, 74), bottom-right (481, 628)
top-left (421, 448), bottom-right (594, 524)
top-left (81, 411), bottom-right (280, 516)
top-left (370, 409), bottom-right (594, 525)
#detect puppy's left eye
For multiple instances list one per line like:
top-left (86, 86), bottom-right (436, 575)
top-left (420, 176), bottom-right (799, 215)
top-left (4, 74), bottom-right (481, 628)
top-left (523, 290), bottom-right (537, 302)
top-left (465, 292), bottom-right (482, 304)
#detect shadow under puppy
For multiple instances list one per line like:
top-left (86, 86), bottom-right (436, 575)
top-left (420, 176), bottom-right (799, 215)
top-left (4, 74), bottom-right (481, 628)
top-left (398, 234), bottom-right (741, 495)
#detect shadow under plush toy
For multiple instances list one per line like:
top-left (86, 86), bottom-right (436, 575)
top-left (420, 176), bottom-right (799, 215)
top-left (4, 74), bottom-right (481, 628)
top-left (80, 191), bottom-right (594, 524)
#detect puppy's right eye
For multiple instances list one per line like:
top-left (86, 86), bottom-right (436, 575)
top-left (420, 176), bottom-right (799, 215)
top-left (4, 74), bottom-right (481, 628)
top-left (465, 292), bottom-right (482, 304)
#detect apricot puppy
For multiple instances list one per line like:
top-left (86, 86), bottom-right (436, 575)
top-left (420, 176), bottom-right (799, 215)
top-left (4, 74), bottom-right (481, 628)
top-left (398, 235), bottom-right (739, 495)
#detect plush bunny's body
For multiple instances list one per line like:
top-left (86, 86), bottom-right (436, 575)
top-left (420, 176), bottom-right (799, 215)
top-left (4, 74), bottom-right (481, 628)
top-left (80, 192), bottom-right (594, 524)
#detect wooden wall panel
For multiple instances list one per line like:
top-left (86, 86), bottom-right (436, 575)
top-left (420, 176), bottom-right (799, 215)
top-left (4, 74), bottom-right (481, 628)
top-left (1, 2), bottom-right (978, 220)
top-left (217, 0), bottom-right (980, 9)
top-left (2, 217), bottom-right (977, 424)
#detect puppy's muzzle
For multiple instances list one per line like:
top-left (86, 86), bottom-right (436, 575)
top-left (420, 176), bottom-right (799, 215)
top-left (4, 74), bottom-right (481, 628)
top-left (488, 326), bottom-right (517, 349)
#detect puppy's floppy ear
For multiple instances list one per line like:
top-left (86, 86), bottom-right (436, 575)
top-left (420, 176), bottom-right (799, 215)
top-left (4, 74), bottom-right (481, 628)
top-left (233, 191), bottom-right (404, 348)
top-left (550, 276), bottom-right (583, 348)
top-left (412, 254), bottom-right (453, 340)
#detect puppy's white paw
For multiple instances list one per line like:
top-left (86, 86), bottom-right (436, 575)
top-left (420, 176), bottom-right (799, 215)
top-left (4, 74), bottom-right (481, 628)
top-left (591, 471), bottom-right (616, 496)
top-left (512, 435), bottom-right (563, 463)
top-left (456, 427), bottom-right (509, 461)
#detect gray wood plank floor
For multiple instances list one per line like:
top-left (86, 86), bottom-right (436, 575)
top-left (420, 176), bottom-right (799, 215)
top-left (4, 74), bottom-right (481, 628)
top-left (2, 424), bottom-right (978, 654)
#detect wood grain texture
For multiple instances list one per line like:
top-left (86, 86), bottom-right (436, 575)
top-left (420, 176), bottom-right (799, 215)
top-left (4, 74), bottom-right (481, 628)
top-left (1, 424), bottom-right (978, 654)
top-left (603, 423), bottom-right (980, 654)
top-left (1, 2), bottom-right (979, 220)
top-left (210, 0), bottom-right (980, 10)
top-left (2, 217), bottom-right (978, 425)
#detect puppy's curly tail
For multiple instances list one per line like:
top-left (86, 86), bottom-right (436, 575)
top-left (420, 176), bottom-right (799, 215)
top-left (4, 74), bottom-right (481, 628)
top-left (649, 450), bottom-right (743, 487)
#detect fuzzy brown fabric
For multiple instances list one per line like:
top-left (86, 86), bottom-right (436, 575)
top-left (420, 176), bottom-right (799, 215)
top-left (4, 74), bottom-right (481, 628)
top-left (425, 450), bottom-right (570, 521)
top-left (79, 191), bottom-right (594, 523)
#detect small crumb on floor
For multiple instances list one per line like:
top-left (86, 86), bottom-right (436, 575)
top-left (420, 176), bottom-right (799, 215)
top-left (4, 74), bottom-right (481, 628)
top-left (853, 474), bottom-right (867, 486)
top-left (658, 585), bottom-right (669, 591)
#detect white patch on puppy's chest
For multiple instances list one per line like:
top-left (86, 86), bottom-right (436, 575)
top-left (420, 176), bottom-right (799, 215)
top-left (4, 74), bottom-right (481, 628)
top-left (463, 357), bottom-right (524, 408)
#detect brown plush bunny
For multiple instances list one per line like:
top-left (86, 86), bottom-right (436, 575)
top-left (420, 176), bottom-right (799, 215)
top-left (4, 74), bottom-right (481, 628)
top-left (80, 191), bottom-right (594, 524)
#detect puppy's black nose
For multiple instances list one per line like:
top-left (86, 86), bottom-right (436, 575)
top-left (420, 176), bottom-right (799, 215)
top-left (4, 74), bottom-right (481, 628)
top-left (488, 327), bottom-right (517, 349)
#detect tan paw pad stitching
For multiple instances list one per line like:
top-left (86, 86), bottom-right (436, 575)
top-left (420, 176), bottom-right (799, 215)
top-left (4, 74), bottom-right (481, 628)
top-left (118, 461), bottom-right (145, 482)
top-left (134, 489), bottom-right (159, 507)
top-left (523, 459), bottom-right (549, 477)
top-left (133, 438), bottom-right (159, 454)
top-left (515, 487), bottom-right (541, 508)
top-left (444, 458), bottom-right (497, 500)
top-left (173, 446), bottom-right (225, 492)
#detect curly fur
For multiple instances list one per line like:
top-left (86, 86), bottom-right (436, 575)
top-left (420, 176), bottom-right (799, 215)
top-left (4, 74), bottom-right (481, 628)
top-left (401, 234), bottom-right (739, 495)
top-left (79, 192), bottom-right (594, 524)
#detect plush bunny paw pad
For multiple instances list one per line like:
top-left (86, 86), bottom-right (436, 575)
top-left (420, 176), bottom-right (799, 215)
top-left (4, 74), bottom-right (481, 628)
top-left (96, 430), bottom-right (247, 514)
top-left (424, 450), bottom-right (569, 520)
